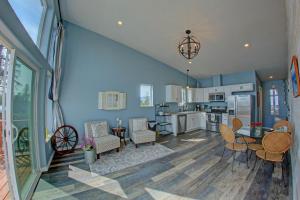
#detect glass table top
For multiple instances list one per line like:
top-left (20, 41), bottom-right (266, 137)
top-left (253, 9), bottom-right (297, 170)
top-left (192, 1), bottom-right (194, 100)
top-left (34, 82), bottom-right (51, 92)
top-left (236, 127), bottom-right (274, 138)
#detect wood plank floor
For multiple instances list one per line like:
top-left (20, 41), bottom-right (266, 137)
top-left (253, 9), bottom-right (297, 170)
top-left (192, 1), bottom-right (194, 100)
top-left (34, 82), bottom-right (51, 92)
top-left (0, 154), bottom-right (10, 200)
top-left (32, 130), bottom-right (289, 200)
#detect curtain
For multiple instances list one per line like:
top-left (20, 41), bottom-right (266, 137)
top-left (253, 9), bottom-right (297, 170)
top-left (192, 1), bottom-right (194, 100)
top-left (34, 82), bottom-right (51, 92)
top-left (51, 22), bottom-right (65, 130)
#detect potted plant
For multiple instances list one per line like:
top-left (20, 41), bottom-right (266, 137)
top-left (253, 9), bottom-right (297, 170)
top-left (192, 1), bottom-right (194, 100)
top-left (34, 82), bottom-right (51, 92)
top-left (81, 137), bottom-right (96, 164)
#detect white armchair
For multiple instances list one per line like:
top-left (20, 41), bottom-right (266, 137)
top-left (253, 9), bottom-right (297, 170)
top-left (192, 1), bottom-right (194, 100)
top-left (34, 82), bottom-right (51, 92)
top-left (129, 118), bottom-right (156, 148)
top-left (84, 121), bottom-right (120, 158)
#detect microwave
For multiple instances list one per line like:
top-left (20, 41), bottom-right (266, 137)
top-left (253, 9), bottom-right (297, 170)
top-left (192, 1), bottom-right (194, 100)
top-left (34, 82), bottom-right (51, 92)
top-left (209, 93), bottom-right (225, 102)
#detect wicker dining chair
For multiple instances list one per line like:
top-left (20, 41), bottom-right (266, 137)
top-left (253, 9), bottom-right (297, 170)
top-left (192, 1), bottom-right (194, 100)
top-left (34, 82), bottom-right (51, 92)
top-left (232, 118), bottom-right (256, 144)
top-left (273, 120), bottom-right (293, 134)
top-left (220, 124), bottom-right (249, 171)
top-left (252, 132), bottom-right (292, 184)
top-left (273, 120), bottom-right (293, 167)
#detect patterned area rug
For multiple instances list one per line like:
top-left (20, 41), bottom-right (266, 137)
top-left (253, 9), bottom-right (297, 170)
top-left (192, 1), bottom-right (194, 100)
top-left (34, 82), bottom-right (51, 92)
top-left (90, 143), bottom-right (174, 175)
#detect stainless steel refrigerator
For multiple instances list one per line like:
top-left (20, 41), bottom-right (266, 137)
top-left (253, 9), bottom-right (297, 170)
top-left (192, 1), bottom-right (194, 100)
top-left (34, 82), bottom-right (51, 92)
top-left (227, 95), bottom-right (255, 136)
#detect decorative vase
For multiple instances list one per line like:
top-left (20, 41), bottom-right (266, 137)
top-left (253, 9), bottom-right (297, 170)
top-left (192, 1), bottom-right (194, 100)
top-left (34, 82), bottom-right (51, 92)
top-left (84, 149), bottom-right (96, 164)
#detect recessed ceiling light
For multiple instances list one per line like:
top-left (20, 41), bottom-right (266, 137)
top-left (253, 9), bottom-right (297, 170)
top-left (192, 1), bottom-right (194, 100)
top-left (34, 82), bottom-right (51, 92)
top-left (188, 61), bottom-right (192, 64)
top-left (117, 20), bottom-right (123, 26)
top-left (269, 75), bottom-right (273, 79)
top-left (244, 43), bottom-right (250, 48)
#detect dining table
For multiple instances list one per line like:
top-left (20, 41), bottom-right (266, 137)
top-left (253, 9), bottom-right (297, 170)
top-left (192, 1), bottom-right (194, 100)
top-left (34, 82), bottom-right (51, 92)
top-left (236, 126), bottom-right (274, 141)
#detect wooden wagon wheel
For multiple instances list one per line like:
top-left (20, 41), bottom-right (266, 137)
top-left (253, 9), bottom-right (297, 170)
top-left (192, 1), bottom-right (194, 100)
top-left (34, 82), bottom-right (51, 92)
top-left (17, 127), bottom-right (29, 153)
top-left (51, 125), bottom-right (78, 155)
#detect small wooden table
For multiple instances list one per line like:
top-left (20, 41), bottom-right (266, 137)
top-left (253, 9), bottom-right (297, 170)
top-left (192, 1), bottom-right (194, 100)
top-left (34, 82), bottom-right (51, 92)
top-left (111, 127), bottom-right (126, 146)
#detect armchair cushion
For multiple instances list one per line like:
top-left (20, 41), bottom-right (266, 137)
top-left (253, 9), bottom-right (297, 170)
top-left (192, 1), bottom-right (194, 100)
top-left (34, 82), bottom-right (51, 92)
top-left (91, 122), bottom-right (108, 137)
top-left (132, 118), bottom-right (147, 131)
top-left (131, 130), bottom-right (156, 144)
top-left (85, 121), bottom-right (109, 138)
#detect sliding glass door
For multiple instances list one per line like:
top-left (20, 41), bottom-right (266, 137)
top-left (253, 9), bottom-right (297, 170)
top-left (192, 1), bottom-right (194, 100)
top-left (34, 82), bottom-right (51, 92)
top-left (4, 48), bottom-right (38, 199)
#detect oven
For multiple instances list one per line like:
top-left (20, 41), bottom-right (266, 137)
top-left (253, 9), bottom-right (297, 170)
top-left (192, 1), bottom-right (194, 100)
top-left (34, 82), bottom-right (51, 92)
top-left (206, 112), bottom-right (222, 132)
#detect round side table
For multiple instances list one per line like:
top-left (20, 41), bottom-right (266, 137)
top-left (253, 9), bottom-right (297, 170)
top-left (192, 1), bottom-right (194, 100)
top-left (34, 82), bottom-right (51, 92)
top-left (111, 127), bottom-right (126, 146)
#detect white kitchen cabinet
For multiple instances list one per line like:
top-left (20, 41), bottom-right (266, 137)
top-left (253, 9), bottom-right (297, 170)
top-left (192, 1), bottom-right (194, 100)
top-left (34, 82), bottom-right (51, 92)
top-left (223, 85), bottom-right (232, 101)
top-left (195, 88), bottom-right (204, 102)
top-left (187, 88), bottom-right (196, 103)
top-left (186, 113), bottom-right (200, 131)
top-left (188, 88), bottom-right (204, 103)
top-left (231, 83), bottom-right (254, 92)
top-left (166, 85), bottom-right (182, 103)
top-left (210, 87), bottom-right (224, 93)
top-left (199, 112), bottom-right (207, 129)
top-left (239, 83), bottom-right (254, 91)
top-left (170, 115), bottom-right (178, 136)
top-left (203, 88), bottom-right (209, 102)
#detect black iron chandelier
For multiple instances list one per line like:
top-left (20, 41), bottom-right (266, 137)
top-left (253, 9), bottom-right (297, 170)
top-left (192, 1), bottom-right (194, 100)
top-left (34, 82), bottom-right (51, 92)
top-left (178, 30), bottom-right (201, 60)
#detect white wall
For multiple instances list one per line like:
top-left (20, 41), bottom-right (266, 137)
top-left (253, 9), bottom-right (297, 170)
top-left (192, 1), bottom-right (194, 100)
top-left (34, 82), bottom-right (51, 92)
top-left (286, 0), bottom-right (300, 199)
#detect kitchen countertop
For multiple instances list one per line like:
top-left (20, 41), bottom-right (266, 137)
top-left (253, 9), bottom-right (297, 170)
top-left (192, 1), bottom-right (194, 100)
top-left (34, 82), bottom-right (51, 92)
top-left (170, 111), bottom-right (206, 115)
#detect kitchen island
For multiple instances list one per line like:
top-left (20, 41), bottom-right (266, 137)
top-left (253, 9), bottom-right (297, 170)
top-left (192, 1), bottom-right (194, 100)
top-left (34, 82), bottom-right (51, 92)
top-left (166, 111), bottom-right (207, 136)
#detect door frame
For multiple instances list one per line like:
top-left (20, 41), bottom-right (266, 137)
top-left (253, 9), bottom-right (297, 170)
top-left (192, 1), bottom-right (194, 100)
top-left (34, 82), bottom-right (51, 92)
top-left (0, 37), bottom-right (42, 200)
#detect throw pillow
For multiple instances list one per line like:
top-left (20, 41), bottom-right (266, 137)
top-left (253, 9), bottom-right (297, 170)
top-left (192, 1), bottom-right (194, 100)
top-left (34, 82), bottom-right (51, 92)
top-left (133, 119), bottom-right (147, 131)
top-left (91, 122), bottom-right (108, 137)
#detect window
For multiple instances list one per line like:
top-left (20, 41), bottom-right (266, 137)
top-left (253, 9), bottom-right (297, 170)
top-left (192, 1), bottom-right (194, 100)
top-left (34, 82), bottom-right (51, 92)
top-left (270, 88), bottom-right (279, 116)
top-left (8, 0), bottom-right (46, 45)
top-left (140, 84), bottom-right (153, 107)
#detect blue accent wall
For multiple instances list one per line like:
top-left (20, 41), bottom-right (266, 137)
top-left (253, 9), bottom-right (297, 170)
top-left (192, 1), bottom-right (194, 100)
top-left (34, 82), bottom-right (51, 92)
top-left (60, 22), bottom-right (196, 141)
top-left (262, 80), bottom-right (288, 127)
top-left (222, 71), bottom-right (256, 86)
top-left (198, 77), bottom-right (213, 88)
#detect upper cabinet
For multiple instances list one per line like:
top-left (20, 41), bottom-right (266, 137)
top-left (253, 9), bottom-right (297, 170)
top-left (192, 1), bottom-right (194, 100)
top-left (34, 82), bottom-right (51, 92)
top-left (223, 85), bottom-right (232, 101)
top-left (187, 88), bottom-right (204, 103)
top-left (203, 88), bottom-right (209, 102)
top-left (187, 88), bottom-right (195, 103)
top-left (227, 83), bottom-right (254, 93)
top-left (195, 88), bottom-right (204, 102)
top-left (166, 83), bottom-right (254, 103)
top-left (233, 83), bottom-right (254, 92)
top-left (210, 87), bottom-right (224, 93)
top-left (166, 85), bottom-right (182, 103)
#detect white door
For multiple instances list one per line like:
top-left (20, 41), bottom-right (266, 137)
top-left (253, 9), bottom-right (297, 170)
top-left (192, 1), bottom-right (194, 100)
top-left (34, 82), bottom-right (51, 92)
top-left (3, 47), bottom-right (39, 200)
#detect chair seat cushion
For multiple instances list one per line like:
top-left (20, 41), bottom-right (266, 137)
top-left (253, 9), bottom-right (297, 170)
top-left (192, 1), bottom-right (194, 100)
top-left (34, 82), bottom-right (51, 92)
top-left (236, 137), bottom-right (256, 144)
top-left (248, 143), bottom-right (263, 151)
top-left (131, 130), bottom-right (156, 144)
top-left (225, 143), bottom-right (247, 151)
top-left (94, 135), bottom-right (120, 154)
top-left (256, 150), bottom-right (283, 162)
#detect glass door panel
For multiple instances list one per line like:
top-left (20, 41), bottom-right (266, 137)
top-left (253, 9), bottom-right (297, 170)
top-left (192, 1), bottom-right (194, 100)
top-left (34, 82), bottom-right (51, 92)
top-left (11, 58), bottom-right (36, 199)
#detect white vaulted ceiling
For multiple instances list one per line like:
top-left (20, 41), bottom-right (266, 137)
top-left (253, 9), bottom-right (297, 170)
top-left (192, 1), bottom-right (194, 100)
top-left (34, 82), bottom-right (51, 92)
top-left (60, 0), bottom-right (287, 80)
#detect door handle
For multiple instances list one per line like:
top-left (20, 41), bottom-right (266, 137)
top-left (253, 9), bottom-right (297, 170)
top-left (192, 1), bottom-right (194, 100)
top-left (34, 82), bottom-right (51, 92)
top-left (12, 124), bottom-right (19, 144)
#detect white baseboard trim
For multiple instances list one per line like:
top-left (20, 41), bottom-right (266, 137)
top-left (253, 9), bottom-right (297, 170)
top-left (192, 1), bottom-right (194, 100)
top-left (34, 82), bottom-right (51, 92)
top-left (41, 150), bottom-right (55, 172)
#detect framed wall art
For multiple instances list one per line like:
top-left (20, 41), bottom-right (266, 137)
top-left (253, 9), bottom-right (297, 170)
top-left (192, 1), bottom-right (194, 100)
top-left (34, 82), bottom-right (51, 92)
top-left (290, 56), bottom-right (300, 97)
